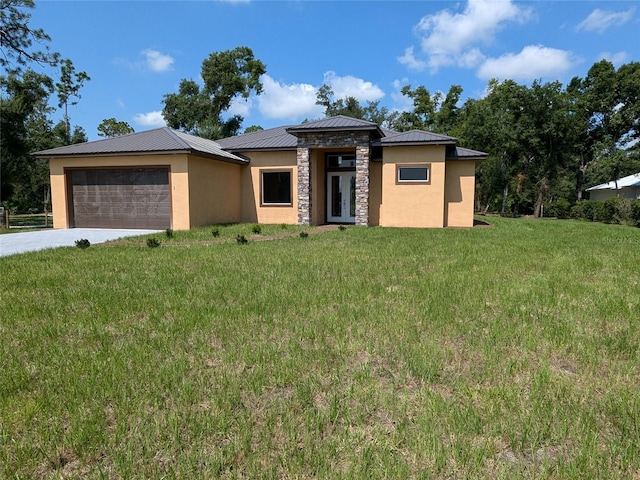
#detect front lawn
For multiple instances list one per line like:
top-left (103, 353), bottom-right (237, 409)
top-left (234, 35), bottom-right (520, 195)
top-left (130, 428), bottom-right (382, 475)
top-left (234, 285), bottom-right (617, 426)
top-left (1, 218), bottom-right (639, 478)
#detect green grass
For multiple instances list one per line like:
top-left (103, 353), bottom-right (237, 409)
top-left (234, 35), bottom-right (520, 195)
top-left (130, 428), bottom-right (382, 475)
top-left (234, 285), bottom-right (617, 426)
top-left (1, 218), bottom-right (639, 478)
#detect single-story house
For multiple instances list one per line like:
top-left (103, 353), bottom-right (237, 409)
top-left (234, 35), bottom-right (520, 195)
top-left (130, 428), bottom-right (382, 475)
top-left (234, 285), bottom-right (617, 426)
top-left (35, 115), bottom-right (487, 230)
top-left (586, 172), bottom-right (640, 202)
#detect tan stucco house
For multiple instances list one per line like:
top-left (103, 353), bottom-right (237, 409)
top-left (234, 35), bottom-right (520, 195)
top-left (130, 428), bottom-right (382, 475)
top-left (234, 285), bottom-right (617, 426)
top-left (35, 116), bottom-right (487, 230)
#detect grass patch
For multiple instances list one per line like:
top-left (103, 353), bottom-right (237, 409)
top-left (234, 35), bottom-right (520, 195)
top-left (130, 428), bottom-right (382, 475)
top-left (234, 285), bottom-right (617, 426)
top-left (1, 218), bottom-right (639, 478)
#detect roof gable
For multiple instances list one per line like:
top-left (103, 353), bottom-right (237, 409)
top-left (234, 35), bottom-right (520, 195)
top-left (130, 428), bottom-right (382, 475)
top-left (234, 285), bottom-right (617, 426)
top-left (34, 127), bottom-right (247, 163)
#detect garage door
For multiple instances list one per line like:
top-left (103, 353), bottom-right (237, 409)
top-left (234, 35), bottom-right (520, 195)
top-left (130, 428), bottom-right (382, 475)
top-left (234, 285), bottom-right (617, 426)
top-left (68, 168), bottom-right (170, 229)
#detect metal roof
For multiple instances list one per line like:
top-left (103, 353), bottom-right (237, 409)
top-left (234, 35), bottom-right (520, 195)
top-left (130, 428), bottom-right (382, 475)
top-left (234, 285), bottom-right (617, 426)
top-left (374, 129), bottom-right (457, 146)
top-left (216, 125), bottom-right (297, 151)
top-left (446, 145), bottom-right (488, 160)
top-left (286, 115), bottom-right (384, 137)
top-left (586, 172), bottom-right (640, 191)
top-left (34, 127), bottom-right (248, 164)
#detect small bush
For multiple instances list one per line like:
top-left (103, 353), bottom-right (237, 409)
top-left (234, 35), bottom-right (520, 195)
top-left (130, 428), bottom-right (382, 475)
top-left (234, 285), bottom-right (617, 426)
top-left (280, 223), bottom-right (288, 230)
top-left (338, 225), bottom-right (347, 231)
top-left (236, 234), bottom-right (248, 245)
top-left (603, 197), bottom-right (633, 225)
top-left (75, 238), bottom-right (90, 249)
top-left (299, 231), bottom-right (309, 239)
top-left (165, 228), bottom-right (174, 238)
top-left (631, 200), bottom-right (640, 227)
top-left (545, 199), bottom-right (572, 219)
top-left (147, 238), bottom-right (161, 248)
top-left (252, 224), bottom-right (262, 234)
top-left (211, 227), bottom-right (220, 238)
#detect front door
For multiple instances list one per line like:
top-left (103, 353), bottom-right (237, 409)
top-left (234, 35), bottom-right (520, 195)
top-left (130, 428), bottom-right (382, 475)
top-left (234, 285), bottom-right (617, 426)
top-left (327, 172), bottom-right (356, 223)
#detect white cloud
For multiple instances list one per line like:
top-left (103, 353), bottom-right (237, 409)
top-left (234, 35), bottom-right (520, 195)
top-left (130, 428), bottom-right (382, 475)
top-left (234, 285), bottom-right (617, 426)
top-left (227, 97), bottom-right (253, 117)
top-left (132, 111), bottom-right (166, 128)
top-left (598, 51), bottom-right (629, 66)
top-left (323, 71), bottom-right (385, 102)
top-left (256, 72), bottom-right (384, 121)
top-left (404, 0), bottom-right (532, 72)
top-left (257, 75), bottom-right (323, 120)
top-left (477, 45), bottom-right (576, 81)
top-left (141, 49), bottom-right (174, 72)
top-left (397, 46), bottom-right (427, 71)
top-left (576, 8), bottom-right (635, 34)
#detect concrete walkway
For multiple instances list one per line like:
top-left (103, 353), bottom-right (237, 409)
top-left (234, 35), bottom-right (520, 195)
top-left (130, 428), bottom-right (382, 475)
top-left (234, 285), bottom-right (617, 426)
top-left (0, 228), bottom-right (160, 257)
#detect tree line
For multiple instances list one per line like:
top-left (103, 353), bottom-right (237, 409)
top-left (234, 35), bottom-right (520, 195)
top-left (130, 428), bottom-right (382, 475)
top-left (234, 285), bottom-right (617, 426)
top-left (2, 0), bottom-right (639, 217)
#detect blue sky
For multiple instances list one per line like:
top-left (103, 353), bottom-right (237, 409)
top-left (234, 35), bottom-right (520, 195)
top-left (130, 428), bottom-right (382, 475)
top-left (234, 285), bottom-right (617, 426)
top-left (31, 0), bottom-right (639, 140)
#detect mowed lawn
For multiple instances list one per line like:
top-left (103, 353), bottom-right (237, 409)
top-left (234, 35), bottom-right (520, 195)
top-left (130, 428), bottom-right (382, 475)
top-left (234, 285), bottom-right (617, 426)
top-left (1, 218), bottom-right (639, 479)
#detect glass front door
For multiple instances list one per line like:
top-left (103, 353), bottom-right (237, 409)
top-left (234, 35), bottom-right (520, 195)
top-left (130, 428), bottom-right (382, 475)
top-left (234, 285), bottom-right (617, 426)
top-left (327, 172), bottom-right (356, 223)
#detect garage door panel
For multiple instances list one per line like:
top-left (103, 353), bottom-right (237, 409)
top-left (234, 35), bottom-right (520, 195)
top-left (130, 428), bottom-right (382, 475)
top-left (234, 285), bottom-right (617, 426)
top-left (69, 168), bottom-right (170, 229)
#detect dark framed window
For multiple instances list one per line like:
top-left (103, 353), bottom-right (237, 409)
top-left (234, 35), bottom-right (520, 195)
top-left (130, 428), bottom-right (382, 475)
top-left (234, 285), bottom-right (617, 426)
top-left (261, 170), bottom-right (292, 205)
top-left (396, 165), bottom-right (430, 184)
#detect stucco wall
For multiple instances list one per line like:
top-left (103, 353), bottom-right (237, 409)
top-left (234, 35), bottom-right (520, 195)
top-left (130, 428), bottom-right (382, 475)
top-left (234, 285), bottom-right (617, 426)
top-left (368, 161), bottom-right (382, 226)
top-left (444, 160), bottom-right (476, 227)
top-left (187, 156), bottom-right (242, 228)
top-left (49, 154), bottom-right (189, 229)
top-left (241, 151), bottom-right (298, 224)
top-left (379, 145), bottom-right (446, 228)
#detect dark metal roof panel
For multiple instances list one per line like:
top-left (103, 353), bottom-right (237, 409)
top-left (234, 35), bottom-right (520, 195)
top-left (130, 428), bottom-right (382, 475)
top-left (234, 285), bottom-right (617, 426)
top-left (446, 146), bottom-right (488, 159)
top-left (34, 127), bottom-right (247, 163)
top-left (216, 125), bottom-right (297, 151)
top-left (376, 130), bottom-right (457, 145)
top-left (286, 115), bottom-right (384, 137)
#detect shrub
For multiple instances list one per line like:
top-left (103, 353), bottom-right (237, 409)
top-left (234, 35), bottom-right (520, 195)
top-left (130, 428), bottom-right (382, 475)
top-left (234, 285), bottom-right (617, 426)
top-left (299, 231), bottom-right (308, 239)
top-left (147, 238), bottom-right (161, 248)
top-left (165, 228), bottom-right (174, 238)
top-left (252, 224), bottom-right (262, 234)
top-left (338, 225), bottom-right (347, 231)
top-left (545, 199), bottom-right (572, 219)
top-left (236, 234), bottom-right (248, 245)
top-left (603, 197), bottom-right (633, 225)
top-left (631, 200), bottom-right (640, 227)
top-left (75, 238), bottom-right (90, 249)
top-left (211, 227), bottom-right (220, 238)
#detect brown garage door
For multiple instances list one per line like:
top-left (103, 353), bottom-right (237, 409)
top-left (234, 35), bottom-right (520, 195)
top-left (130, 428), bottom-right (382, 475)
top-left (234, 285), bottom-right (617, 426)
top-left (68, 168), bottom-right (171, 229)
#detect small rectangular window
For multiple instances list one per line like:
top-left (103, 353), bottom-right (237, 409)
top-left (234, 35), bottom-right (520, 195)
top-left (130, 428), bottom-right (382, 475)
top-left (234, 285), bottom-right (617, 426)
top-left (397, 165), bottom-right (430, 183)
top-left (261, 170), bottom-right (292, 205)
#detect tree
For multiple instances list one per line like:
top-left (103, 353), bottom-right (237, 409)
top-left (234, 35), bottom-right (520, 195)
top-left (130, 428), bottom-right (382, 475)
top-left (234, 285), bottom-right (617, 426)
top-left (244, 125), bottom-right (263, 134)
top-left (97, 118), bottom-right (134, 137)
top-left (1, 70), bottom-right (53, 209)
top-left (55, 59), bottom-right (90, 144)
top-left (162, 46), bottom-right (266, 139)
top-left (392, 84), bottom-right (463, 134)
top-left (315, 84), bottom-right (394, 127)
top-left (0, 0), bottom-right (60, 71)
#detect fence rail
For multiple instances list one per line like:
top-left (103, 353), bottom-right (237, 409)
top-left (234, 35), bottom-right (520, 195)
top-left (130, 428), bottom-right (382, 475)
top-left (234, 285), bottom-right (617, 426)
top-left (1, 210), bottom-right (53, 229)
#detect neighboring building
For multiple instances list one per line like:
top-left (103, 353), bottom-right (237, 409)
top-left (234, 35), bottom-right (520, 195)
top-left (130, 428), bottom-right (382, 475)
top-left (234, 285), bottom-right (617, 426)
top-left (586, 172), bottom-right (640, 202)
top-left (35, 116), bottom-right (487, 230)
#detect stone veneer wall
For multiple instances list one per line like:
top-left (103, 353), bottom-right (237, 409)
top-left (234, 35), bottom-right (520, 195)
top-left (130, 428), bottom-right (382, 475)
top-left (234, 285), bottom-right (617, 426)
top-left (296, 147), bottom-right (311, 225)
top-left (296, 132), bottom-right (371, 226)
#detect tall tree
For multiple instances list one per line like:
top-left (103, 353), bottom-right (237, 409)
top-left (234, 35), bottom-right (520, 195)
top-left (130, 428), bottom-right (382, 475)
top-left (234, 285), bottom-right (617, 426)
top-left (392, 84), bottom-right (463, 134)
top-left (0, 0), bottom-right (59, 71)
top-left (55, 59), bottom-right (90, 144)
top-left (315, 84), bottom-right (393, 126)
top-left (97, 118), bottom-right (134, 137)
top-left (162, 46), bottom-right (266, 139)
top-left (0, 70), bottom-right (53, 209)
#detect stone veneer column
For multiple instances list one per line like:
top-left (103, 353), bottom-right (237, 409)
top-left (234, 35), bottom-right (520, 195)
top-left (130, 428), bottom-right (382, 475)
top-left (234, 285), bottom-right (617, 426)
top-left (297, 147), bottom-right (311, 225)
top-left (355, 144), bottom-right (370, 226)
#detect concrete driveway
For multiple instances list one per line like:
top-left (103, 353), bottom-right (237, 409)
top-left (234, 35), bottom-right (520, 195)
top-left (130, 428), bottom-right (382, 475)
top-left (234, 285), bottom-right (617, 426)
top-left (0, 228), bottom-right (160, 257)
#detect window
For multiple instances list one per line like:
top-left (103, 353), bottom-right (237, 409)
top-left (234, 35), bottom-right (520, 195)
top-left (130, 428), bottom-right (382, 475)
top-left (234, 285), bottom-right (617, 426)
top-left (261, 170), bottom-right (292, 205)
top-left (397, 165), bottom-right (430, 184)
